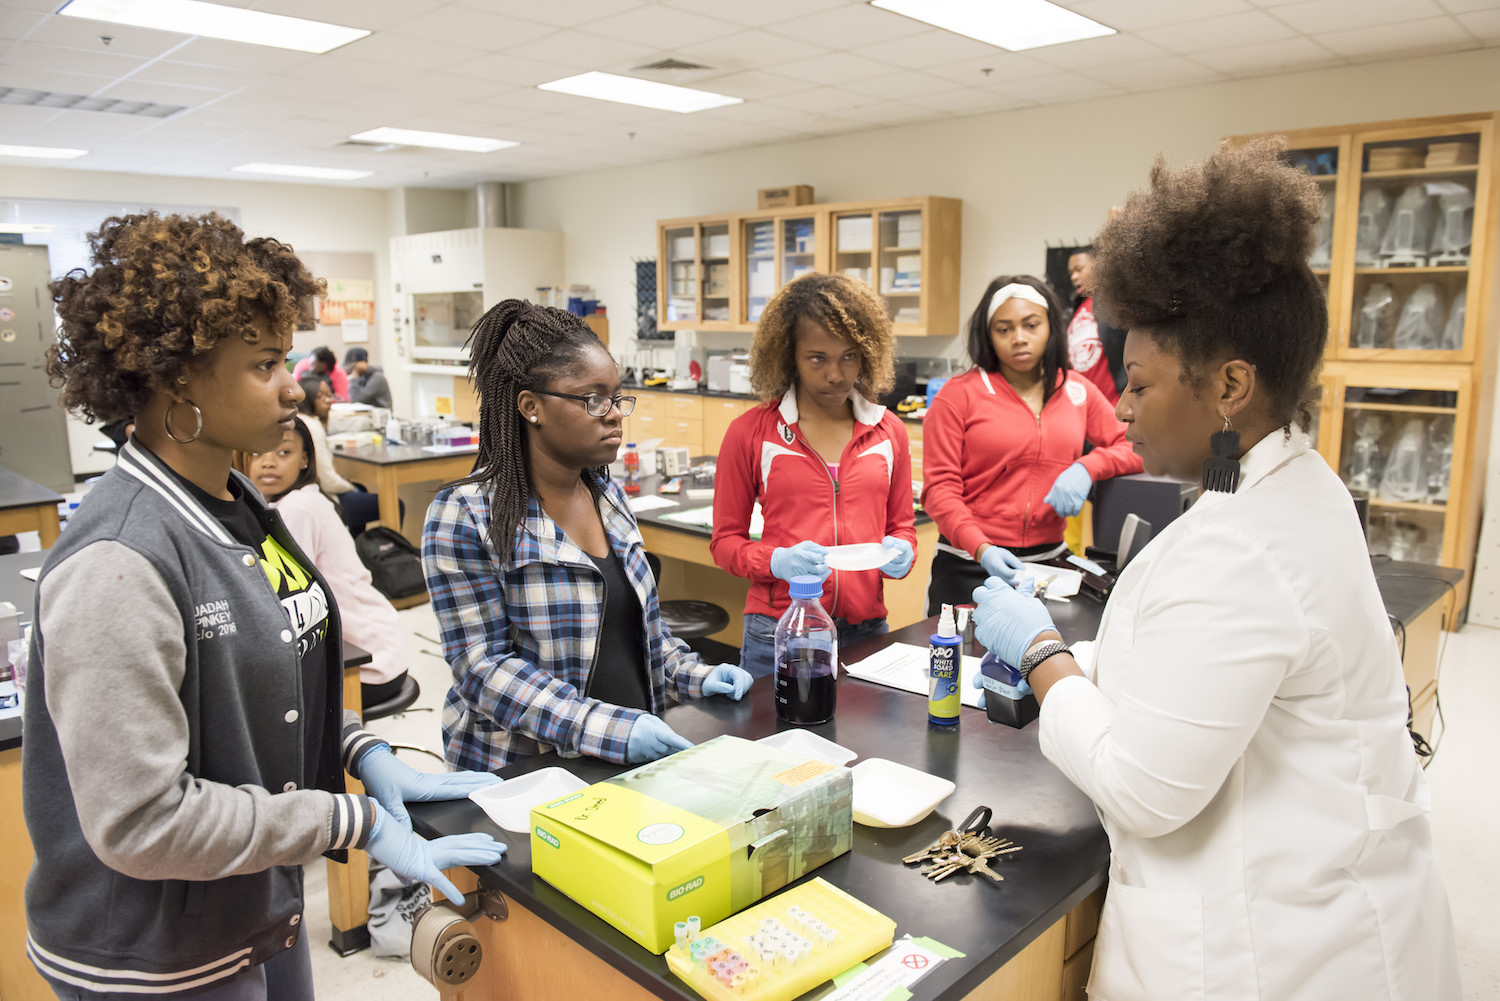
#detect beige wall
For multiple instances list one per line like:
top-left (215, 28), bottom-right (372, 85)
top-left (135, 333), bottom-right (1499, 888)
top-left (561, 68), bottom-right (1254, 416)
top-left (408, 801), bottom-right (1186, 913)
top-left (516, 46), bottom-right (1500, 359)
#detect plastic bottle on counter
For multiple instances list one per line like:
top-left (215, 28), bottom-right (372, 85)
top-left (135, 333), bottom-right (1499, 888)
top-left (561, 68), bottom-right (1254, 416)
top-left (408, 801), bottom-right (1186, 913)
top-left (622, 442), bottom-right (641, 495)
top-left (928, 604), bottom-right (961, 726)
top-left (774, 575), bottom-right (838, 725)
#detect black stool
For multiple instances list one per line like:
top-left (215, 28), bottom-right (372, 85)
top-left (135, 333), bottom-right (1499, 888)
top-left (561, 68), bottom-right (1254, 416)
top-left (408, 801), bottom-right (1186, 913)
top-left (645, 552), bottom-right (731, 656)
top-left (363, 674), bottom-right (421, 720)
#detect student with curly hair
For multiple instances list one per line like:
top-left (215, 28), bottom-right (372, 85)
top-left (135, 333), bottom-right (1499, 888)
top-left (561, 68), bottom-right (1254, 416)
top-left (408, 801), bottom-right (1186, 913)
top-left (920, 274), bottom-right (1141, 614)
top-left (972, 142), bottom-right (1460, 1000)
top-left (25, 212), bottom-right (504, 1000)
top-left (711, 273), bottom-right (917, 678)
top-left (422, 300), bottom-right (752, 773)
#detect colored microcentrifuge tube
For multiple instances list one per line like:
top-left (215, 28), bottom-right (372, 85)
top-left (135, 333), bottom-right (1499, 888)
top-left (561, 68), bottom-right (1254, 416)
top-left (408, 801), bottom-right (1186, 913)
top-left (686, 916), bottom-right (701, 939)
top-left (732, 972), bottom-right (747, 991)
top-left (674, 921), bottom-right (688, 948)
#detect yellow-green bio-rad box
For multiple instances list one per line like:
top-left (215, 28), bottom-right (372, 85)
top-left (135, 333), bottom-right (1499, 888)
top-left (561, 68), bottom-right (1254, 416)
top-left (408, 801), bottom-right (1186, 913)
top-left (530, 735), bottom-right (853, 953)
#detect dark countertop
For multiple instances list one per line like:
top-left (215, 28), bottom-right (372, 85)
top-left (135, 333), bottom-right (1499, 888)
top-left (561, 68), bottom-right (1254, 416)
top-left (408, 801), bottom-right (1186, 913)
top-left (624, 382), bottom-right (927, 422)
top-left (1370, 558), bottom-right (1465, 626)
top-left (0, 465), bottom-right (64, 511)
top-left (328, 442), bottom-right (479, 466)
top-left (412, 604), bottom-right (1111, 1001)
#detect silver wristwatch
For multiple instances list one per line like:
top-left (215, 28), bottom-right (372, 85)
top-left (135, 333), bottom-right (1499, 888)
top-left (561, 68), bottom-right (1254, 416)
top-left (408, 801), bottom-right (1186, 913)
top-left (1018, 640), bottom-right (1070, 681)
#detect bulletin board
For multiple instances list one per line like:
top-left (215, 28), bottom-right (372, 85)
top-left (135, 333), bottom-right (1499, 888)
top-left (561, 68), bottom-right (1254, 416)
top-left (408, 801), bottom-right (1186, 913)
top-left (295, 251), bottom-right (378, 362)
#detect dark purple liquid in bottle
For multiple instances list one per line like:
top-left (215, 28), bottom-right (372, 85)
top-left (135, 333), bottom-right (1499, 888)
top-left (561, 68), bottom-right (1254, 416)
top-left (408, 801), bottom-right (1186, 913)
top-left (775, 646), bottom-right (836, 725)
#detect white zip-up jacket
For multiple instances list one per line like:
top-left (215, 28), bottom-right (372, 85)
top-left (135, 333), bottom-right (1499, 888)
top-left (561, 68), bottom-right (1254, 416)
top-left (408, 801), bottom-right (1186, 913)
top-left (1041, 429), bottom-right (1460, 1000)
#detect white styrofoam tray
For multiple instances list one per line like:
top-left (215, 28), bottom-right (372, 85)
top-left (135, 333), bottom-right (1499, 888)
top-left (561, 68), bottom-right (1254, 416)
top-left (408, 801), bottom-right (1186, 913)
top-left (469, 767), bottom-right (588, 833)
top-left (849, 758), bottom-right (956, 828)
top-left (756, 729), bottom-right (857, 766)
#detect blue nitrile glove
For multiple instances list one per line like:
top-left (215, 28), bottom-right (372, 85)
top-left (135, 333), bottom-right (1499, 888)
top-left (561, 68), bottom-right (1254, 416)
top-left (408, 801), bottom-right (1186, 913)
top-left (878, 536), bottom-right (915, 579)
top-left (365, 801), bottom-right (506, 906)
top-left (626, 714), bottom-right (694, 763)
top-left (702, 664), bottom-right (753, 700)
top-left (771, 541), bottom-right (830, 582)
top-left (355, 743), bottom-right (502, 831)
top-left (1044, 462), bottom-right (1093, 518)
top-left (978, 545), bottom-right (1026, 585)
top-left (971, 575), bottom-right (1057, 670)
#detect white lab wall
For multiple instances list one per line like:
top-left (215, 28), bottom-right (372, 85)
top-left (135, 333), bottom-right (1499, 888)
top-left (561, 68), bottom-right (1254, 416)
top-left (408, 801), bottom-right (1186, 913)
top-left (0, 167), bottom-right (392, 477)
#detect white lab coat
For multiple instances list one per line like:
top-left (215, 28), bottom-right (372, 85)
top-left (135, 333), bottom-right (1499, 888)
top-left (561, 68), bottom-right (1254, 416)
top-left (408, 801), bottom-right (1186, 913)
top-left (1041, 429), bottom-right (1460, 1001)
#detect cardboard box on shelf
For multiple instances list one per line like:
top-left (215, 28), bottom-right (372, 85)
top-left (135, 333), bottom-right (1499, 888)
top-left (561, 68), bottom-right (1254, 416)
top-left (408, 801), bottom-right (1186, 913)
top-left (757, 185), bottom-right (814, 209)
top-left (531, 736), bottom-right (853, 953)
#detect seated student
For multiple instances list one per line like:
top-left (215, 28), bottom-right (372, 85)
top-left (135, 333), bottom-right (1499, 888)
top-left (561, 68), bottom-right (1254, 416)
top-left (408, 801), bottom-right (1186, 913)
top-left (423, 299), bottom-right (753, 772)
top-left (344, 347), bottom-right (393, 410)
top-left (240, 418), bottom-right (412, 708)
top-left (297, 374), bottom-right (392, 537)
top-left (292, 345), bottom-right (349, 401)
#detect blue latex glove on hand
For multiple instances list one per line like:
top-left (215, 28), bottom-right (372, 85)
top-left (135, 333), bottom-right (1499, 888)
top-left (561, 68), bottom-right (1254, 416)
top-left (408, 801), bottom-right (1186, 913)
top-left (626, 714), bottom-right (694, 763)
top-left (878, 536), bottom-right (915, 579)
top-left (365, 801), bottom-right (506, 906)
top-left (1044, 462), bottom-right (1093, 518)
top-left (978, 545), bottom-right (1026, 585)
top-left (971, 575), bottom-right (1057, 669)
top-left (702, 664), bottom-right (753, 700)
top-left (770, 541), bottom-right (830, 582)
top-left (356, 744), bottom-right (502, 831)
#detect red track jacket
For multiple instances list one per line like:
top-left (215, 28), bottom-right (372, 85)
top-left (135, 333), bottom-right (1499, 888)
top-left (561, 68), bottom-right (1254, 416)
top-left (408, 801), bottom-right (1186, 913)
top-left (921, 367), bottom-right (1142, 554)
top-left (711, 388), bottom-right (918, 623)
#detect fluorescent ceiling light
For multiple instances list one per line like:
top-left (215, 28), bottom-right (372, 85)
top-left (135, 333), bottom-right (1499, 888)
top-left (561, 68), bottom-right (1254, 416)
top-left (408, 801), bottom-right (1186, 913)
top-left (233, 162), bottom-right (372, 180)
top-left (870, 0), bottom-right (1114, 51)
top-left (0, 144), bottom-right (88, 160)
top-left (0, 223), bottom-right (54, 233)
top-left (58, 0), bottom-right (369, 54)
top-left (538, 71), bottom-right (742, 114)
top-left (349, 127), bottom-right (519, 153)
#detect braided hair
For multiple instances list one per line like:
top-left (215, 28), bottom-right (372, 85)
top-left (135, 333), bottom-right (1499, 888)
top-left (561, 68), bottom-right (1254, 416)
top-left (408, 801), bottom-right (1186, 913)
top-left (453, 300), bottom-right (610, 560)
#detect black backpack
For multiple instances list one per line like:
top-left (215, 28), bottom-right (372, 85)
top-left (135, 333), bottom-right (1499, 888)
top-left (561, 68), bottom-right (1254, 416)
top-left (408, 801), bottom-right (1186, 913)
top-left (354, 526), bottom-right (427, 599)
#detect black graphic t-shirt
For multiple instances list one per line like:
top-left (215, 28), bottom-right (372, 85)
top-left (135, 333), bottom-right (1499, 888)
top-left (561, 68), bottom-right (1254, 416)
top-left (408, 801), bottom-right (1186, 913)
top-left (586, 548), bottom-right (651, 711)
top-left (171, 469), bottom-right (330, 786)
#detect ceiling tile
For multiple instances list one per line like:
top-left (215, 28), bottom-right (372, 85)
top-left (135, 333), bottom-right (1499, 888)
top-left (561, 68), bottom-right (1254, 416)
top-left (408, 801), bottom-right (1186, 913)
top-left (1067, 0), bottom-right (1253, 32)
top-left (1023, 32), bottom-right (1173, 69)
top-left (0, 9), bottom-right (52, 42)
top-left (765, 5), bottom-right (922, 49)
top-left (445, 52), bottom-right (577, 85)
top-left (680, 30), bottom-right (832, 72)
top-left (454, 0), bottom-right (648, 29)
top-left (1438, 0), bottom-right (1500, 12)
top-left (830, 101), bottom-right (939, 127)
top-left (339, 31), bottom-right (490, 69)
top-left (1456, 10), bottom-right (1500, 37)
top-left (923, 52), bottom-right (1062, 87)
top-left (1313, 15), bottom-right (1475, 56)
top-left (762, 51), bottom-right (890, 85)
top-left (984, 70), bottom-right (1118, 103)
top-left (0, 65), bottom-right (115, 94)
top-left (386, 6), bottom-right (556, 47)
top-left (689, 68), bottom-right (810, 98)
top-left (166, 38), bottom-right (316, 73)
top-left (21, 16), bottom-right (189, 59)
top-left (249, 74), bottom-right (372, 104)
top-left (657, 0), bottom-right (847, 29)
top-left (848, 28), bottom-right (1001, 69)
top-left (577, 4), bottom-right (741, 49)
top-left (1269, 0), bottom-right (1448, 34)
top-left (274, 52), bottom-right (401, 89)
top-left (1196, 35), bottom-right (1343, 75)
top-left (500, 27), bottom-right (657, 70)
top-left (901, 86), bottom-right (1033, 115)
top-left (2, 40), bottom-right (149, 77)
top-left (760, 86), bottom-right (871, 114)
top-left (840, 70), bottom-right (960, 100)
top-left (132, 60), bottom-right (266, 92)
top-left (1084, 55), bottom-right (1229, 89)
top-left (1139, 9), bottom-right (1298, 51)
top-left (94, 79), bottom-right (223, 106)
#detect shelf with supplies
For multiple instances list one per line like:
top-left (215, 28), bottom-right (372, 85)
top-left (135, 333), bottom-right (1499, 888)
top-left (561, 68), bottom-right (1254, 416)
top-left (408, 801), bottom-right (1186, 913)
top-left (656, 195), bottom-right (961, 336)
top-left (1233, 112), bottom-right (1498, 617)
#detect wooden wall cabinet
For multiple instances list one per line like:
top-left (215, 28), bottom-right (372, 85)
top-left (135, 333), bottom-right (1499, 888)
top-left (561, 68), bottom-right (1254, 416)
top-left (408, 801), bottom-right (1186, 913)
top-left (625, 391), bottom-right (760, 457)
top-left (657, 196), bottom-right (961, 337)
top-left (1232, 112), bottom-right (1499, 615)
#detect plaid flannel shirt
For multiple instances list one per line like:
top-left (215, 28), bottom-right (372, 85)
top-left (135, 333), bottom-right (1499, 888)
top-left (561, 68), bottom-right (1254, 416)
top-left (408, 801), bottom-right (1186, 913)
top-left (423, 474), bottom-right (714, 772)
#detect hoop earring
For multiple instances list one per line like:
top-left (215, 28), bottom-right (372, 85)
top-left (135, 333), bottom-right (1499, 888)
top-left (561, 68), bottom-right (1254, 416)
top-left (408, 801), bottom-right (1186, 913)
top-left (165, 399), bottom-right (203, 444)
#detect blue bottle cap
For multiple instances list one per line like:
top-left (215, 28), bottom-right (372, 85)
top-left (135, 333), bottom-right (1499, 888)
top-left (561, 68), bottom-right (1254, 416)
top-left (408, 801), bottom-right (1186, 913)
top-left (788, 575), bottom-right (824, 600)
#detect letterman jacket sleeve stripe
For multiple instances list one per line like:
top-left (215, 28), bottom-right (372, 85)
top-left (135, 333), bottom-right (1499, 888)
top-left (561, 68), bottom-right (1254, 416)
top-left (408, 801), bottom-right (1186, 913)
top-left (328, 793), bottom-right (373, 851)
top-left (341, 722), bottom-right (388, 774)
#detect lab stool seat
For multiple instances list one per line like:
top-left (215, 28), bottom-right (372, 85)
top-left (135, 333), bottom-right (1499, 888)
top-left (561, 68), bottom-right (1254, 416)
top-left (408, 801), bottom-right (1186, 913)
top-left (645, 551), bottom-right (731, 652)
top-left (363, 674), bottom-right (421, 720)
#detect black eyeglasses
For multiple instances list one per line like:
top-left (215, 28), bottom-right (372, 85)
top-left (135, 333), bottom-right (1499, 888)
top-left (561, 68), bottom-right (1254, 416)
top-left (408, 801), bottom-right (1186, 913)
top-left (533, 390), bottom-right (636, 418)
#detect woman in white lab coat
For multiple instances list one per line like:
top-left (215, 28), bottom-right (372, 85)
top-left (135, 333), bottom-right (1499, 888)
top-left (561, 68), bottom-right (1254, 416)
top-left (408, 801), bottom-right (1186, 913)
top-left (972, 141), bottom-right (1461, 1001)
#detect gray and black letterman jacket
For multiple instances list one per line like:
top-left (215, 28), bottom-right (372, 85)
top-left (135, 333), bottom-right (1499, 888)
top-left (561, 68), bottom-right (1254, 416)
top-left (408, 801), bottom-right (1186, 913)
top-left (22, 439), bottom-right (387, 995)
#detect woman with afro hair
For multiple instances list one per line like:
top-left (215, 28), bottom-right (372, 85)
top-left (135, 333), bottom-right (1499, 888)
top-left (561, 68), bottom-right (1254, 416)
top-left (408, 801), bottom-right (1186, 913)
top-left (24, 212), bottom-right (503, 1000)
top-left (711, 272), bottom-right (918, 678)
top-left (971, 142), bottom-right (1460, 1000)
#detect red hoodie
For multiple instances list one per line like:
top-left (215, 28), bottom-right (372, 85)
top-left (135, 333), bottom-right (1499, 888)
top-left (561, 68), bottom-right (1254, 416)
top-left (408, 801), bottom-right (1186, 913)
top-left (921, 367), bottom-right (1142, 554)
top-left (712, 388), bottom-right (917, 623)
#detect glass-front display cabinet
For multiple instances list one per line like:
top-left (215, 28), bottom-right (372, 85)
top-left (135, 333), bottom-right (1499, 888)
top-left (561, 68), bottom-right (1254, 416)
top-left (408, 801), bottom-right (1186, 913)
top-left (740, 214), bottom-right (820, 325)
top-left (657, 218), bottom-right (736, 331)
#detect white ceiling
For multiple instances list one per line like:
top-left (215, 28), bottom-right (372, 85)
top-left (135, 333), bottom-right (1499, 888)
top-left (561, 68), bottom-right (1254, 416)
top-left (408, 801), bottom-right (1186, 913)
top-left (1, 0), bottom-right (1497, 188)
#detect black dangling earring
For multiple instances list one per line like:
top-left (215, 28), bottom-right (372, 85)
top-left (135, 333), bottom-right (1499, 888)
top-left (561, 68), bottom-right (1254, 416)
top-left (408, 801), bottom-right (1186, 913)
top-left (1201, 414), bottom-right (1241, 493)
